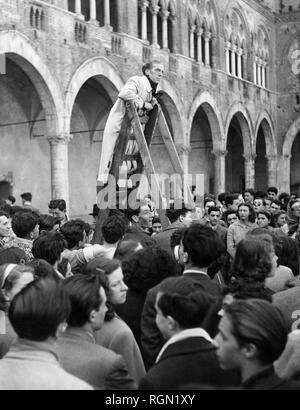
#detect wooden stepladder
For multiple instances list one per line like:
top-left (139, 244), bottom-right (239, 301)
top-left (92, 101), bottom-right (194, 244)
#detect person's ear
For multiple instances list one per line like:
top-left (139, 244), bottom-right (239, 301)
top-left (132, 215), bottom-right (139, 224)
top-left (1, 289), bottom-right (9, 302)
top-left (242, 343), bottom-right (257, 360)
top-left (89, 310), bottom-right (97, 324)
top-left (182, 252), bottom-right (189, 264)
top-left (167, 316), bottom-right (177, 331)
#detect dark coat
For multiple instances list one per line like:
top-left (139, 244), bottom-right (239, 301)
top-left (140, 284), bottom-right (166, 370)
top-left (115, 290), bottom-right (146, 347)
top-left (56, 328), bottom-right (136, 390)
top-left (139, 337), bottom-right (239, 390)
top-left (242, 366), bottom-right (300, 390)
top-left (124, 224), bottom-right (156, 248)
top-left (184, 271), bottom-right (223, 299)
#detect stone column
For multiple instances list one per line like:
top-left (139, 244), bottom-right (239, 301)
top-left (210, 35), bottom-right (217, 69)
top-left (231, 44), bottom-right (237, 76)
top-left (75, 0), bottom-right (84, 19)
top-left (89, 0), bottom-right (98, 24)
top-left (266, 155), bottom-right (277, 188)
top-left (204, 32), bottom-right (211, 67)
top-left (161, 10), bottom-right (169, 50)
top-left (151, 5), bottom-right (159, 46)
top-left (196, 29), bottom-right (203, 64)
top-left (257, 58), bottom-right (262, 86)
top-left (171, 16), bottom-right (178, 53)
top-left (225, 42), bottom-right (231, 73)
top-left (212, 150), bottom-right (227, 196)
top-left (141, 1), bottom-right (149, 41)
top-left (253, 57), bottom-right (257, 84)
top-left (237, 48), bottom-right (243, 78)
top-left (279, 155), bottom-right (291, 194)
top-left (177, 144), bottom-right (192, 176)
top-left (104, 0), bottom-right (110, 27)
top-left (243, 154), bottom-right (256, 189)
top-left (189, 25), bottom-right (196, 59)
top-left (262, 61), bottom-right (266, 88)
top-left (75, 0), bottom-right (82, 14)
top-left (48, 134), bottom-right (72, 206)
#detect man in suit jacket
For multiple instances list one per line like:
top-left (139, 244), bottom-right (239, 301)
top-left (0, 278), bottom-right (92, 390)
top-left (154, 202), bottom-right (193, 253)
top-left (182, 224), bottom-right (225, 298)
top-left (97, 61), bottom-right (165, 185)
top-left (56, 274), bottom-right (136, 390)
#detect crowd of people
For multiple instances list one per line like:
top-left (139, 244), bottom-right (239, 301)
top-left (1, 187), bottom-right (300, 390)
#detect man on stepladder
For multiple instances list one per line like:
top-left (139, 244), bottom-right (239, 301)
top-left (97, 60), bottom-right (165, 186)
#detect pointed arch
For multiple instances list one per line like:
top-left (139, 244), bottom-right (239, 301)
top-left (0, 30), bottom-right (63, 136)
top-left (254, 111), bottom-right (277, 156)
top-left (64, 57), bottom-right (125, 134)
top-left (225, 102), bottom-right (254, 156)
top-left (188, 91), bottom-right (225, 151)
top-left (283, 117), bottom-right (300, 157)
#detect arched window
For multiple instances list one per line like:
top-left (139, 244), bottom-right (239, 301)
top-left (68, 0), bottom-right (75, 13)
top-left (30, 7), bottom-right (34, 27)
top-left (35, 9), bottom-right (40, 30)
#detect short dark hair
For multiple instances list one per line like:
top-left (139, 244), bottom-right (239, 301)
top-left (243, 189), bottom-right (255, 197)
top-left (0, 210), bottom-right (10, 219)
top-left (204, 198), bottom-right (216, 208)
top-left (9, 278), bottom-right (70, 342)
top-left (8, 195), bottom-right (16, 205)
top-left (122, 246), bottom-right (178, 294)
top-left (142, 60), bottom-right (162, 75)
top-left (102, 215), bottom-right (127, 244)
top-left (257, 210), bottom-right (272, 221)
top-left (183, 224), bottom-right (225, 268)
top-left (158, 288), bottom-right (214, 329)
top-left (271, 199), bottom-right (282, 208)
top-left (38, 214), bottom-right (60, 234)
top-left (0, 247), bottom-right (27, 265)
top-left (28, 259), bottom-right (60, 281)
top-left (48, 199), bottom-right (66, 211)
top-left (218, 193), bottom-right (229, 204)
top-left (11, 212), bottom-right (39, 238)
top-left (207, 206), bottom-right (221, 215)
top-left (152, 217), bottom-right (161, 225)
top-left (63, 274), bottom-right (105, 327)
top-left (32, 233), bottom-right (67, 265)
top-left (225, 194), bottom-right (239, 208)
top-left (85, 257), bottom-right (121, 278)
top-left (267, 187), bottom-right (278, 195)
top-left (254, 191), bottom-right (268, 200)
top-left (224, 299), bottom-right (288, 365)
top-left (170, 228), bottom-right (188, 250)
top-left (223, 209), bottom-right (238, 222)
top-left (113, 240), bottom-right (142, 261)
top-left (166, 202), bottom-right (191, 224)
top-left (60, 221), bottom-right (84, 249)
top-left (21, 192), bottom-right (32, 202)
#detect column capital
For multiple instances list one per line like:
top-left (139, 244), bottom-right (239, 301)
top-left (237, 48), bottom-right (243, 56)
top-left (139, 0), bottom-right (149, 9)
top-left (171, 15), bottom-right (177, 25)
top-left (211, 149), bottom-right (228, 158)
top-left (243, 153), bottom-right (257, 162)
top-left (265, 154), bottom-right (277, 161)
top-left (176, 144), bottom-right (192, 155)
top-left (231, 44), bottom-right (237, 52)
top-left (160, 10), bottom-right (170, 20)
top-left (151, 5), bottom-right (160, 15)
top-left (190, 25), bottom-right (196, 34)
top-left (196, 28), bottom-right (203, 37)
top-left (204, 32), bottom-right (212, 41)
top-left (225, 41), bottom-right (232, 50)
top-left (48, 134), bottom-right (73, 145)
